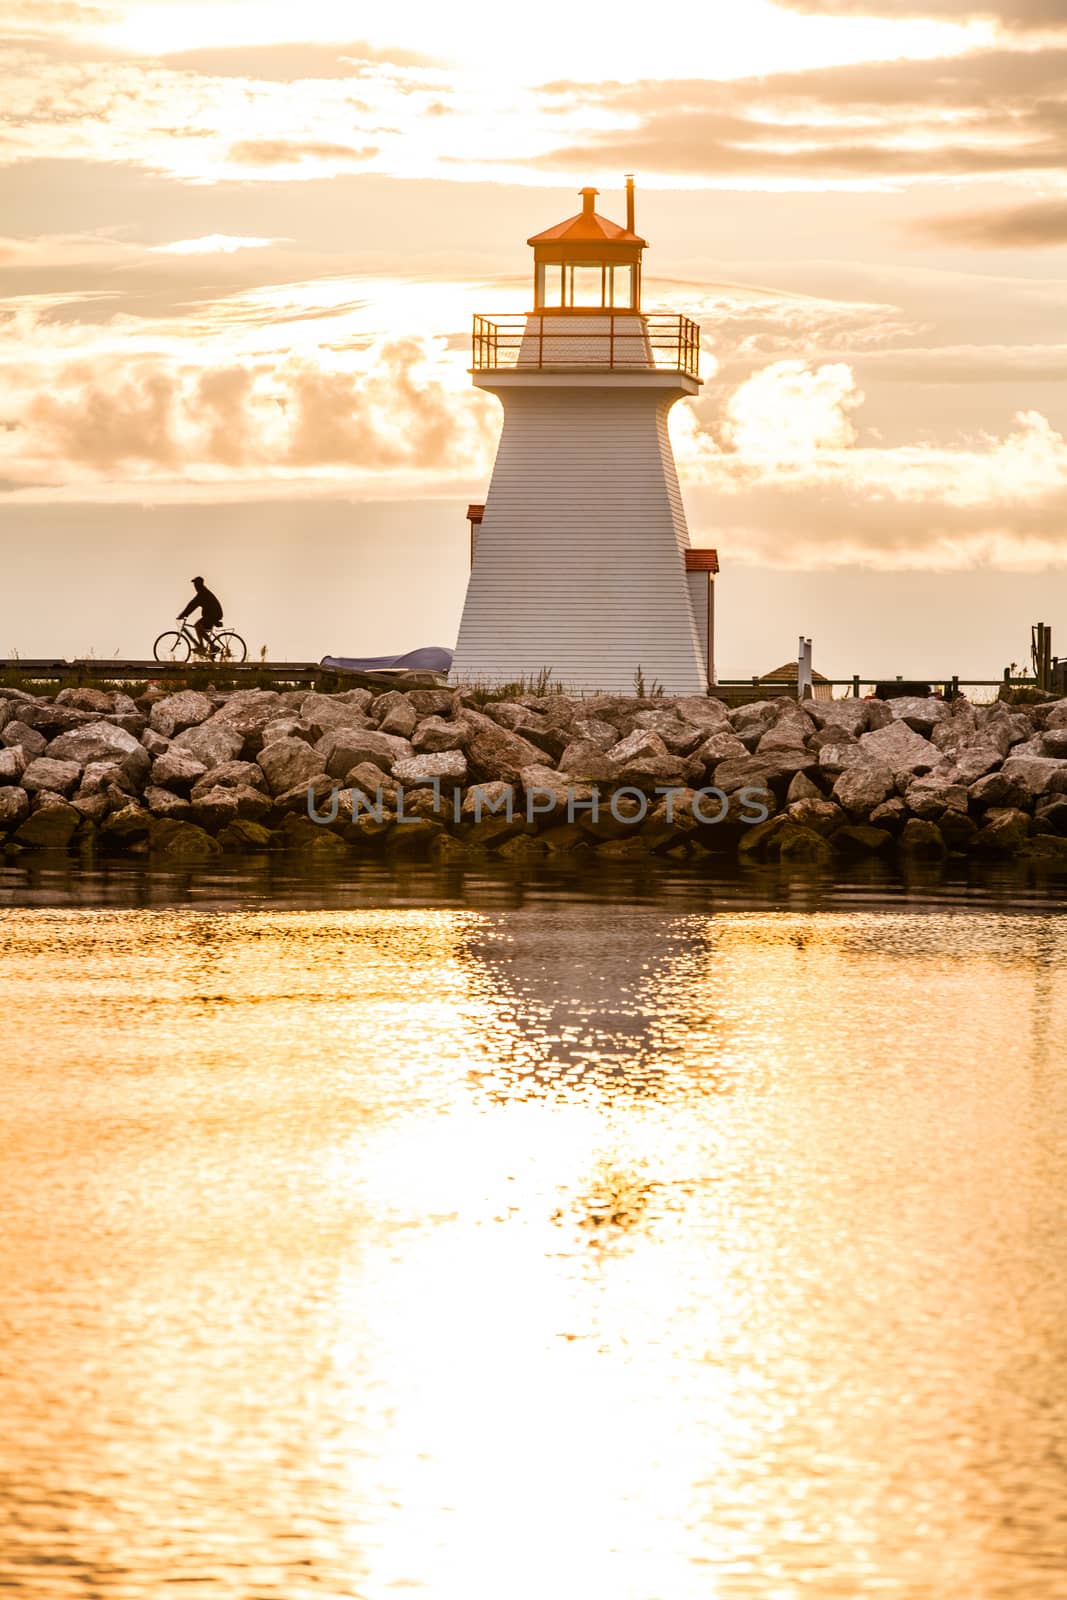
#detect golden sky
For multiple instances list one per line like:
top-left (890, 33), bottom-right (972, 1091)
top-left (1, 0), bottom-right (1066, 668)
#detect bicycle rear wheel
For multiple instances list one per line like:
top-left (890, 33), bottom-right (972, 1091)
top-left (215, 631), bottom-right (247, 663)
top-left (154, 630), bottom-right (191, 663)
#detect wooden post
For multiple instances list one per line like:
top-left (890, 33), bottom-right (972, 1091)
top-left (852, 674), bottom-right (861, 699)
top-left (950, 674), bottom-right (959, 701)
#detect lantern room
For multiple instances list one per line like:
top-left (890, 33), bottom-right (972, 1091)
top-left (528, 177), bottom-right (646, 314)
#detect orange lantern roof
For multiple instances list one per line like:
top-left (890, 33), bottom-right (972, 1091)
top-left (527, 188), bottom-right (647, 248)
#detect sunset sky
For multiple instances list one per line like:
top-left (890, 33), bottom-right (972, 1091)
top-left (2, 0), bottom-right (1066, 677)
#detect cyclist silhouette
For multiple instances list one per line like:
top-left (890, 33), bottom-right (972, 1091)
top-left (178, 576), bottom-right (224, 653)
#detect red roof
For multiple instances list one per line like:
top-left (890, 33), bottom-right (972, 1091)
top-left (685, 548), bottom-right (719, 573)
top-left (528, 212), bottom-right (646, 246)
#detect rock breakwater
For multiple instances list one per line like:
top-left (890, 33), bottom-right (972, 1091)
top-left (2, 682), bottom-right (1067, 868)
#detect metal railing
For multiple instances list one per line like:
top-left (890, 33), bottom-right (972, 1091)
top-left (472, 312), bottom-right (701, 379)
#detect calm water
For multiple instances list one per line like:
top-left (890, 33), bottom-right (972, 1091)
top-left (2, 863), bottom-right (1067, 1599)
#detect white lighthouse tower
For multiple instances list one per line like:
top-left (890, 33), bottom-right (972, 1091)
top-left (452, 178), bottom-right (712, 694)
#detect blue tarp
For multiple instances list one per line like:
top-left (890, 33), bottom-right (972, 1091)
top-left (320, 646), bottom-right (454, 675)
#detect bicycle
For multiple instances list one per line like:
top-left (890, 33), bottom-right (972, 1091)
top-left (153, 619), bottom-right (248, 664)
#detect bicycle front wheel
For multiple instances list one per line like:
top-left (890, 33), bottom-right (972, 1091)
top-left (215, 631), bottom-right (247, 663)
top-left (153, 630), bottom-right (191, 663)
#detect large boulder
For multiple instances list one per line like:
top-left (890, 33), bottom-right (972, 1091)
top-left (257, 737), bottom-right (327, 797)
top-left (859, 720), bottom-right (941, 782)
top-left (0, 786), bottom-right (30, 829)
top-left (413, 715), bottom-right (469, 753)
top-left (558, 741), bottom-right (620, 781)
top-left (570, 716), bottom-right (621, 750)
top-left (21, 757), bottom-right (82, 797)
top-left (0, 746), bottom-right (27, 783)
top-left (392, 750), bottom-right (468, 787)
top-left (189, 760), bottom-right (267, 797)
top-left (806, 698), bottom-right (891, 736)
top-left (144, 786), bottom-right (192, 820)
top-left (519, 764), bottom-right (592, 823)
top-left (55, 687), bottom-right (115, 714)
top-left (999, 755), bottom-right (1067, 800)
top-left (373, 692), bottom-right (418, 739)
top-left (673, 695), bottom-right (730, 732)
top-left (48, 720), bottom-right (150, 784)
top-left (173, 722), bottom-right (244, 771)
top-left (692, 730), bottom-right (749, 767)
top-left (818, 743), bottom-right (867, 778)
top-left (151, 747), bottom-right (208, 793)
top-left (316, 727), bottom-right (413, 781)
top-left (786, 798), bottom-right (845, 837)
top-left (1, 721), bottom-right (46, 758)
top-left (832, 764), bottom-right (895, 814)
top-left (902, 772), bottom-right (970, 820)
top-left (14, 800), bottom-right (80, 849)
top-left (950, 743), bottom-right (1003, 784)
top-left (887, 696), bottom-right (949, 736)
top-left (970, 770), bottom-right (1032, 811)
top-left (463, 717), bottom-right (546, 785)
top-left (973, 807), bottom-right (1031, 854)
top-left (298, 692), bottom-right (373, 739)
top-left (149, 690), bottom-right (215, 738)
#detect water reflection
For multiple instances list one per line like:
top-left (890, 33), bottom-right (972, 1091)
top-left (1, 901), bottom-right (1066, 1598)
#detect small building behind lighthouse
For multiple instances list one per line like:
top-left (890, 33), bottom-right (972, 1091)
top-left (452, 178), bottom-right (714, 694)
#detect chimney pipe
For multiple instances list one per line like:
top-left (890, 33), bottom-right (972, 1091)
top-left (625, 174), bottom-right (635, 233)
top-left (580, 186), bottom-right (598, 215)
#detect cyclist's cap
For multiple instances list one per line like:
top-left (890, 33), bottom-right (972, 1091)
top-left (192, 575), bottom-right (204, 584)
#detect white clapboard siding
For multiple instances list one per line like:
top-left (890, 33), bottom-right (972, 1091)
top-left (517, 314), bottom-right (652, 368)
top-left (452, 376), bottom-right (707, 693)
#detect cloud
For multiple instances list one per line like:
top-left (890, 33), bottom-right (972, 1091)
top-left (151, 234), bottom-right (281, 255)
top-left (162, 40), bottom-right (441, 79)
top-left (920, 198), bottom-right (1067, 246)
top-left (2, 332), bottom-right (497, 485)
top-left (226, 140), bottom-right (380, 168)
top-left (720, 360), bottom-right (864, 460)
top-left (535, 49), bottom-right (1067, 182)
top-left (770, 0), bottom-right (1067, 29)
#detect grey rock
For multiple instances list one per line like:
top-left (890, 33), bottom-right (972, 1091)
top-left (970, 771), bottom-right (1032, 811)
top-left (316, 727), bottom-right (413, 781)
top-left (15, 800), bottom-right (81, 848)
top-left (818, 743), bottom-right (868, 777)
top-left (299, 692), bottom-right (373, 740)
top-left (903, 775), bottom-right (970, 819)
top-left (571, 717), bottom-right (620, 750)
top-left (858, 720), bottom-right (941, 781)
top-left (999, 755), bottom-right (1067, 799)
top-left (48, 718), bottom-right (147, 773)
top-left (463, 717), bottom-right (546, 786)
top-left (149, 690), bottom-right (215, 739)
top-left (413, 715), bottom-right (471, 753)
top-left (832, 764), bottom-right (896, 814)
top-left (692, 730), bottom-right (748, 766)
top-left (173, 722), bottom-right (244, 771)
top-left (607, 728), bottom-right (670, 765)
top-left (806, 698), bottom-right (887, 736)
top-left (673, 695), bottom-right (730, 731)
top-left (392, 750), bottom-right (468, 787)
top-left (189, 760), bottom-right (267, 799)
top-left (21, 757), bottom-right (82, 797)
top-left (887, 696), bottom-right (949, 735)
top-left (0, 786), bottom-right (30, 828)
top-left (55, 687), bottom-right (115, 714)
top-left (151, 748), bottom-right (208, 793)
top-left (373, 692), bottom-right (418, 738)
top-left (0, 746), bottom-right (27, 782)
top-left (786, 798), bottom-right (845, 836)
top-left (257, 737), bottom-right (327, 797)
top-left (141, 728), bottom-right (170, 758)
top-left (2, 721), bottom-right (47, 758)
top-left (558, 741), bottom-right (620, 781)
top-left (144, 786), bottom-right (192, 820)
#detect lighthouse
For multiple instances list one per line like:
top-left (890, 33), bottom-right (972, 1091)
top-left (452, 178), bottom-right (712, 695)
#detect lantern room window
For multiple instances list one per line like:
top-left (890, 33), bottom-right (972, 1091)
top-left (534, 260), bottom-right (639, 312)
